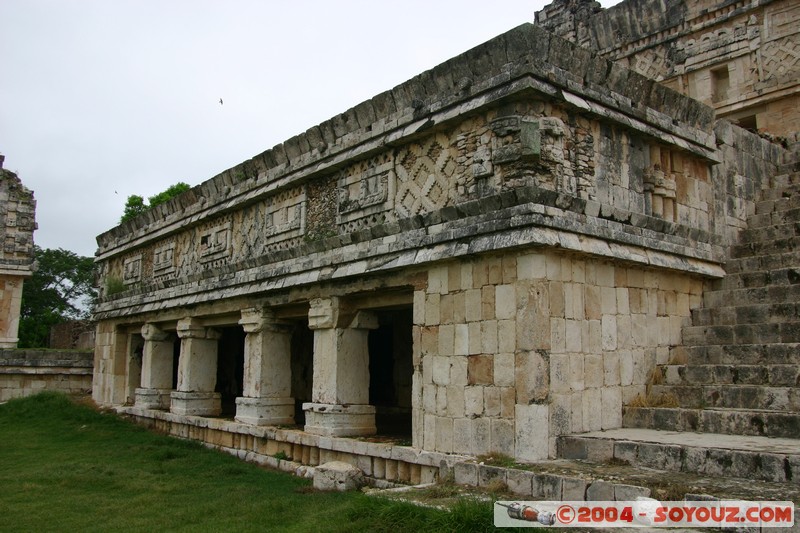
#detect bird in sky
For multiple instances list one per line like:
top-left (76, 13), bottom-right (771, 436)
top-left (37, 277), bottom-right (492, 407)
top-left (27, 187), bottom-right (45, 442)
top-left (219, 98), bottom-right (223, 105)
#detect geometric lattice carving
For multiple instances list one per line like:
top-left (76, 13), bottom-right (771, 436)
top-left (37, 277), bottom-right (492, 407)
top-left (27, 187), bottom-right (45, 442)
top-left (760, 35), bottom-right (800, 82)
top-left (395, 133), bottom-right (457, 218)
top-left (630, 48), bottom-right (671, 82)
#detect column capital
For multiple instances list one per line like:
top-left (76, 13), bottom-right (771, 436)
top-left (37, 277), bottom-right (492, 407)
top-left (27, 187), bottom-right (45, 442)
top-left (239, 307), bottom-right (293, 334)
top-left (141, 323), bottom-right (170, 342)
top-left (176, 317), bottom-right (221, 340)
top-left (308, 297), bottom-right (342, 330)
top-left (308, 298), bottom-right (379, 330)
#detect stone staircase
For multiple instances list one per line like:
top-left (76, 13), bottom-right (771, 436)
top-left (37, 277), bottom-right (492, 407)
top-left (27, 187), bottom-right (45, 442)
top-left (558, 166), bottom-right (800, 491)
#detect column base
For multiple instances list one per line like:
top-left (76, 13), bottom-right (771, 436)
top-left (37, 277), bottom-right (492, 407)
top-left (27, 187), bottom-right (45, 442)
top-left (170, 391), bottom-right (221, 416)
top-left (235, 397), bottom-right (295, 426)
top-left (134, 387), bottom-right (172, 410)
top-left (303, 403), bottom-right (376, 437)
top-left (0, 338), bottom-right (18, 349)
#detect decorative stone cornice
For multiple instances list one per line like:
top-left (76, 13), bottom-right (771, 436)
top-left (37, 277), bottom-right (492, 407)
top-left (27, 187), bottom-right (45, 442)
top-left (94, 23), bottom-right (715, 259)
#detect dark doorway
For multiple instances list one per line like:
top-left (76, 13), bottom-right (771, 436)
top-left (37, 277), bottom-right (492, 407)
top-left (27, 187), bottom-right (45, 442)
top-left (126, 333), bottom-right (144, 405)
top-left (172, 335), bottom-right (180, 389)
top-left (291, 321), bottom-right (314, 426)
top-left (216, 327), bottom-right (245, 417)
top-left (369, 308), bottom-right (413, 436)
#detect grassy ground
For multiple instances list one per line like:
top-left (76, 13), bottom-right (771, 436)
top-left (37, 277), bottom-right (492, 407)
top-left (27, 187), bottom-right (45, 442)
top-left (0, 393), bottom-right (493, 533)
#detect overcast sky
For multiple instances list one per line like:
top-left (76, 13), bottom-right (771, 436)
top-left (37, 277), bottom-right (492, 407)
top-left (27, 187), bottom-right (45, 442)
top-left (1, 0), bottom-right (618, 258)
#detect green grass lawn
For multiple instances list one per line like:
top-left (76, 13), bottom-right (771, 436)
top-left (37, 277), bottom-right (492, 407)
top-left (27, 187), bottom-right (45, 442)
top-left (0, 393), bottom-right (493, 532)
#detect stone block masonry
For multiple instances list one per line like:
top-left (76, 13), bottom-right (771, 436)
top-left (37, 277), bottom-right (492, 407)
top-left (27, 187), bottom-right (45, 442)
top-left (415, 249), bottom-right (702, 460)
top-left (91, 19), bottom-right (790, 473)
top-left (0, 350), bottom-right (93, 401)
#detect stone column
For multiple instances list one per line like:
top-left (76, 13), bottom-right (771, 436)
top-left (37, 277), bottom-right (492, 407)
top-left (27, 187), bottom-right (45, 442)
top-left (303, 297), bottom-right (378, 436)
top-left (235, 307), bottom-right (295, 425)
top-left (170, 317), bottom-right (222, 416)
top-left (134, 324), bottom-right (172, 409)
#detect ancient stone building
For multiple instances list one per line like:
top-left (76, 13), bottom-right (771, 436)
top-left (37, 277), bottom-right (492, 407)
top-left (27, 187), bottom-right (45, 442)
top-left (537, 0), bottom-right (800, 136)
top-left (92, 2), bottom-right (800, 494)
top-left (0, 155), bottom-right (36, 349)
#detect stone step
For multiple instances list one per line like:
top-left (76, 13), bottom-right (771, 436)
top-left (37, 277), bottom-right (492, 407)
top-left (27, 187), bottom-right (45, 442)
top-left (454, 455), bottom-right (800, 509)
top-left (740, 222), bottom-right (800, 244)
top-left (770, 163), bottom-right (800, 178)
top-left (682, 322), bottom-right (800, 345)
top-left (723, 253), bottom-right (800, 276)
top-left (648, 384), bottom-right (800, 411)
top-left (716, 267), bottom-right (800, 290)
top-left (659, 363), bottom-right (800, 387)
top-left (690, 303), bottom-right (800, 327)
top-left (702, 284), bottom-right (800, 308)
top-left (755, 197), bottom-right (800, 216)
top-left (730, 236), bottom-right (800, 260)
top-left (760, 183), bottom-right (800, 201)
top-left (557, 428), bottom-right (800, 485)
top-left (772, 169), bottom-right (800, 185)
top-left (680, 343), bottom-right (800, 365)
top-left (747, 210), bottom-right (800, 231)
top-left (623, 405), bottom-right (800, 438)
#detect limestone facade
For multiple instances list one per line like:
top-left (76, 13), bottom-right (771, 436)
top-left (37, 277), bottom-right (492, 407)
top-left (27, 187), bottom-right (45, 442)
top-left (92, 21), bottom-right (788, 467)
top-left (0, 155), bottom-right (36, 349)
top-left (536, 0), bottom-right (800, 137)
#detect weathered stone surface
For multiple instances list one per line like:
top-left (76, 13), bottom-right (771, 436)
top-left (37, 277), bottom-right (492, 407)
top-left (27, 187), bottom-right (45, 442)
top-left (313, 461), bottom-right (365, 491)
top-left (170, 391), bottom-right (221, 417)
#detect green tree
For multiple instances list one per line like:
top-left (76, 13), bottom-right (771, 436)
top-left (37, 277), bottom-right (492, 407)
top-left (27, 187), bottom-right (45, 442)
top-left (120, 182), bottom-right (191, 223)
top-left (18, 246), bottom-right (97, 348)
top-left (121, 195), bottom-right (146, 222)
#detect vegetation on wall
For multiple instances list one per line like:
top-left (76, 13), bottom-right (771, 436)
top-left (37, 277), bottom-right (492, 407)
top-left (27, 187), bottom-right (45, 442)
top-left (19, 246), bottom-right (96, 348)
top-left (120, 182), bottom-right (191, 223)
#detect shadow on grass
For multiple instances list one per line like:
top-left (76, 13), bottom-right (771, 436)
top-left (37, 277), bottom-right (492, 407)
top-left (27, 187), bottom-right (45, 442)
top-left (0, 393), bottom-right (493, 533)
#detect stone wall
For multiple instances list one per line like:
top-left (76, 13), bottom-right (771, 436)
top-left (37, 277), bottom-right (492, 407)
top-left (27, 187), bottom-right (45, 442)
top-left (0, 350), bottom-right (93, 401)
top-left (413, 248), bottom-right (703, 460)
top-left (712, 119), bottom-right (789, 241)
top-left (536, 0), bottom-right (800, 136)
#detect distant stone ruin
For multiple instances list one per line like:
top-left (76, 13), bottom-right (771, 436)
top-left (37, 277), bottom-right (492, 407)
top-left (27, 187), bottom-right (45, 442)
top-left (0, 154), bottom-right (36, 349)
top-left (91, 0), bottom-right (800, 499)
